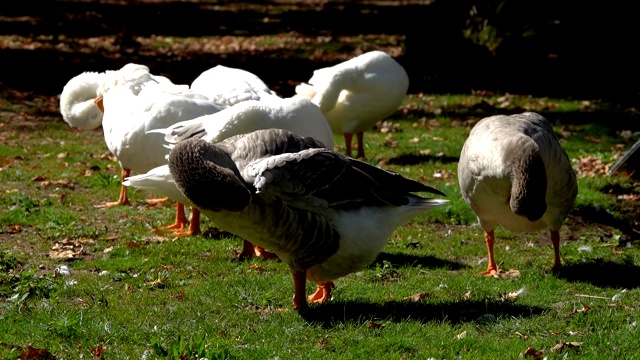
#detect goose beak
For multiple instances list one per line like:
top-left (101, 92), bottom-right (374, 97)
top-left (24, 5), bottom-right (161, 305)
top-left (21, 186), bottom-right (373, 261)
top-left (94, 94), bottom-right (104, 112)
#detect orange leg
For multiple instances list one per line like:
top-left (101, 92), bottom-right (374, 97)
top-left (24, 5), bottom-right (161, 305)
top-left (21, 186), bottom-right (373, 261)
top-left (550, 229), bottom-right (562, 271)
top-left (95, 168), bottom-right (132, 208)
top-left (355, 131), bottom-right (365, 159)
top-left (236, 240), bottom-right (278, 260)
top-left (159, 202), bottom-right (189, 233)
top-left (292, 270), bottom-right (308, 310)
top-left (145, 196), bottom-right (169, 205)
top-left (186, 207), bottom-right (201, 236)
top-left (479, 229), bottom-right (499, 276)
top-left (167, 205), bottom-right (202, 237)
top-left (344, 132), bottom-right (353, 157)
top-left (308, 282), bottom-right (335, 304)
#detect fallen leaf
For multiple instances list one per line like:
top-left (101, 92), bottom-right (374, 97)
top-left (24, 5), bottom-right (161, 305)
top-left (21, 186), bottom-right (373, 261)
top-left (456, 330), bottom-right (467, 339)
top-left (550, 342), bottom-right (583, 352)
top-left (91, 344), bottom-right (106, 360)
top-left (523, 346), bottom-right (543, 359)
top-left (497, 269), bottom-right (521, 279)
top-left (18, 346), bottom-right (56, 360)
top-left (404, 292), bottom-right (430, 302)
top-left (249, 264), bottom-right (266, 272)
top-left (40, 179), bottom-right (75, 190)
top-left (369, 321), bottom-right (385, 329)
top-left (49, 241), bottom-right (84, 259)
top-left (315, 337), bottom-right (329, 348)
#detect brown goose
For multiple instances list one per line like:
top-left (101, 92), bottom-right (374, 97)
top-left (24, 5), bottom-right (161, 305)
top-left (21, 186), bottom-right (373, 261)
top-left (458, 112), bottom-right (578, 275)
top-left (168, 128), bottom-right (447, 309)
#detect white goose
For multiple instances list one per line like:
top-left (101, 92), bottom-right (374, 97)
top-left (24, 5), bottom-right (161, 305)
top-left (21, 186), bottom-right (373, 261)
top-left (98, 84), bottom-right (224, 237)
top-left (124, 96), bottom-right (334, 255)
top-left (59, 71), bottom-right (107, 130)
top-left (60, 63), bottom-right (224, 235)
top-left (59, 64), bottom-right (183, 131)
top-left (167, 128), bottom-right (447, 309)
top-left (190, 65), bottom-right (280, 107)
top-left (295, 50), bottom-right (409, 159)
top-left (457, 112), bottom-right (578, 276)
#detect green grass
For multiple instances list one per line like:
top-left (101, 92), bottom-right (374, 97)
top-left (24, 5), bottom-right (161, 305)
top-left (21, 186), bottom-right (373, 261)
top-left (1, 92), bottom-right (639, 359)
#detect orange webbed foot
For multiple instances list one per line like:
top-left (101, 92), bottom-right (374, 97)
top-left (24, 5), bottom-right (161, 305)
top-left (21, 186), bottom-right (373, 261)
top-left (145, 196), bottom-right (169, 205)
top-left (94, 199), bottom-right (131, 208)
top-left (308, 282), bottom-right (335, 304)
top-left (236, 241), bottom-right (278, 261)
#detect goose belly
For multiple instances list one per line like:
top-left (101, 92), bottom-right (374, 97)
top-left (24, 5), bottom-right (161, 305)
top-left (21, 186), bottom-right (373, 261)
top-left (307, 207), bottom-right (416, 284)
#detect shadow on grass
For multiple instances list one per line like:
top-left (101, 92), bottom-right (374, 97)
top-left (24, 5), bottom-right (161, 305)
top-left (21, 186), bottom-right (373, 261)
top-left (557, 259), bottom-right (640, 289)
top-left (300, 299), bottom-right (545, 328)
top-left (372, 251), bottom-right (468, 271)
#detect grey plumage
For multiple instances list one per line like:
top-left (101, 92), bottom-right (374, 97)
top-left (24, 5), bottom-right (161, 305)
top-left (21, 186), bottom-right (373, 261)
top-left (169, 128), bottom-right (447, 309)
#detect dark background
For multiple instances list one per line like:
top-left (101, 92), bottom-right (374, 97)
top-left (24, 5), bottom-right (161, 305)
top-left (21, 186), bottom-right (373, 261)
top-left (1, 0), bottom-right (639, 104)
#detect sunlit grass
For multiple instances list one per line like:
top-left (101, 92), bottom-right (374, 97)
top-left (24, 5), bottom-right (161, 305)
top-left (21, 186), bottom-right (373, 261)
top-left (0, 92), bottom-right (638, 359)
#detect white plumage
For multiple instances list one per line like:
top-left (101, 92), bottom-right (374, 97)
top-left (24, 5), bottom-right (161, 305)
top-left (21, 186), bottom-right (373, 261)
top-left (457, 112), bottom-right (578, 275)
top-left (166, 128), bottom-right (447, 309)
top-left (59, 71), bottom-right (107, 130)
top-left (295, 50), bottom-right (409, 158)
top-left (190, 65), bottom-right (280, 107)
top-left (124, 95), bottom-right (334, 253)
top-left (59, 63), bottom-right (225, 236)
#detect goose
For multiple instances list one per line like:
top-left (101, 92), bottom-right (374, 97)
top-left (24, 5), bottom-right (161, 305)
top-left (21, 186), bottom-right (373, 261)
top-left (457, 112), bottom-right (578, 276)
top-left (190, 65), bottom-right (280, 107)
top-left (99, 85), bottom-right (224, 236)
top-left (59, 64), bottom-right (184, 130)
top-left (295, 50), bottom-right (409, 159)
top-left (59, 71), bottom-right (107, 130)
top-left (60, 64), bottom-right (223, 235)
top-left (124, 95), bottom-right (335, 255)
top-left (166, 128), bottom-right (448, 310)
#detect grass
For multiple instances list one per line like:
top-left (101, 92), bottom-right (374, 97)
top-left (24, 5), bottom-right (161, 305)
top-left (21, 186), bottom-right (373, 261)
top-left (1, 91), bottom-right (639, 359)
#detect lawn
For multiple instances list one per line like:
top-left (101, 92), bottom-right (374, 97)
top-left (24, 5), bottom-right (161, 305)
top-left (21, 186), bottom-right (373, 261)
top-left (1, 86), bottom-right (639, 359)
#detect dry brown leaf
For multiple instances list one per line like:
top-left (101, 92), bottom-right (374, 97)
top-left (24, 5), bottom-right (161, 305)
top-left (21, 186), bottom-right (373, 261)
top-left (99, 152), bottom-right (118, 162)
top-left (249, 263), bottom-right (267, 272)
top-left (103, 246), bottom-right (114, 253)
top-left (49, 241), bottom-right (84, 259)
top-left (574, 155), bottom-right (612, 177)
top-left (456, 330), bottom-right (468, 339)
top-left (40, 179), bottom-right (75, 190)
top-left (492, 269), bottom-right (521, 279)
top-left (91, 344), bottom-right (106, 360)
top-left (18, 346), bottom-right (56, 360)
top-left (550, 342), bottom-right (583, 352)
top-left (523, 346), bottom-right (543, 359)
top-left (404, 292), bottom-right (430, 302)
top-left (3, 225), bottom-right (22, 234)
top-left (31, 175), bottom-right (46, 181)
top-left (315, 337), bottom-right (329, 348)
top-left (369, 321), bottom-right (385, 329)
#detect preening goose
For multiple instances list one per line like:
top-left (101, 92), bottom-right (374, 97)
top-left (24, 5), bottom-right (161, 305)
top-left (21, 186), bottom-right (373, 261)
top-left (124, 96), bottom-right (334, 255)
top-left (295, 50), bottom-right (409, 158)
top-left (457, 112), bottom-right (578, 276)
top-left (190, 65), bottom-right (280, 107)
top-left (59, 71), bottom-right (107, 130)
top-left (167, 128), bottom-right (447, 309)
top-left (60, 64), bottom-right (183, 130)
top-left (99, 85), bottom-right (224, 237)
